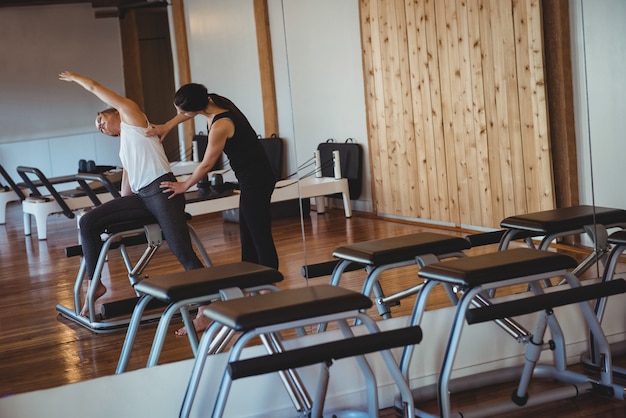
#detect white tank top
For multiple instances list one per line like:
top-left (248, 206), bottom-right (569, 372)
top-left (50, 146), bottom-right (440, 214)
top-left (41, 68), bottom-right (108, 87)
top-left (118, 122), bottom-right (170, 192)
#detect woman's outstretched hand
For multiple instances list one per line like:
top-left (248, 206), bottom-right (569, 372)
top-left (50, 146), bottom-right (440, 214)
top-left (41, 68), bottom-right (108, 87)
top-left (58, 70), bottom-right (78, 82)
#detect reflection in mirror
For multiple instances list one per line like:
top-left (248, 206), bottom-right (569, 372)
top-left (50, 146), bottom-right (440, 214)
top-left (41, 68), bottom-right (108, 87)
top-left (2, 0), bottom-right (626, 411)
top-left (570, 0), bottom-right (626, 275)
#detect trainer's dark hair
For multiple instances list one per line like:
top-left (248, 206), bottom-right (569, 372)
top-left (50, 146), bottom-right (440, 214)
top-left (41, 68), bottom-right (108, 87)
top-left (174, 83), bottom-right (209, 112)
top-left (174, 83), bottom-right (243, 115)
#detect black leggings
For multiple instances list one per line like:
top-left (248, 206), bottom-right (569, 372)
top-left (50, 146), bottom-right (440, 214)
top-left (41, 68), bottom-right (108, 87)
top-left (238, 181), bottom-right (278, 269)
top-left (79, 173), bottom-right (204, 280)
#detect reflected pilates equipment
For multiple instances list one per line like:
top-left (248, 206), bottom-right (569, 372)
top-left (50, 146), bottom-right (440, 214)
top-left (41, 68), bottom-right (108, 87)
top-left (0, 164), bottom-right (26, 224)
top-left (184, 150), bottom-right (353, 219)
top-left (583, 229), bottom-right (626, 383)
top-left (17, 166), bottom-right (122, 240)
top-left (116, 262), bottom-right (284, 373)
top-left (498, 205), bottom-right (626, 278)
top-left (397, 248), bottom-right (626, 418)
top-left (179, 285), bottom-right (421, 418)
top-left (56, 213), bottom-right (212, 333)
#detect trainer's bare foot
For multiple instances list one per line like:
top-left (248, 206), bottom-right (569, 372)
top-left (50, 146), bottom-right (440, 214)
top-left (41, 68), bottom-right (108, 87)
top-left (175, 305), bottom-right (212, 336)
top-left (79, 281), bottom-right (107, 317)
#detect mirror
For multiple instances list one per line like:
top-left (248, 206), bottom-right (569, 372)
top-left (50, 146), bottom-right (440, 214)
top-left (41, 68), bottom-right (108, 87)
top-left (570, 0), bottom-right (626, 272)
top-left (1, 0), bottom-right (625, 399)
top-left (181, 0), bottom-right (369, 276)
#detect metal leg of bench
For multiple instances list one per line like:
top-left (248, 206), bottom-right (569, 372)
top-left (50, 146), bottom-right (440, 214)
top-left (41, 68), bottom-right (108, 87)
top-left (514, 309), bottom-right (550, 401)
top-left (260, 332), bottom-right (313, 414)
top-left (348, 314), bottom-right (416, 416)
top-left (206, 325), bottom-right (237, 355)
top-left (85, 233), bottom-right (124, 321)
top-left (563, 275), bottom-right (617, 389)
top-left (189, 224), bottom-right (212, 267)
top-left (310, 362), bottom-right (330, 418)
top-left (588, 244), bottom-right (626, 367)
top-left (437, 287), bottom-right (482, 418)
top-left (180, 322), bottom-right (225, 418)
top-left (180, 306), bottom-right (201, 354)
top-left (400, 279), bottom-right (440, 380)
top-left (319, 259), bottom-right (356, 332)
top-left (146, 295), bottom-right (225, 368)
top-left (72, 259), bottom-right (88, 316)
top-left (116, 294), bottom-right (154, 374)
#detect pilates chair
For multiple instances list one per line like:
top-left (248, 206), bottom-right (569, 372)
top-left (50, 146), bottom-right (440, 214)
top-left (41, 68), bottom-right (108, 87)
top-left (397, 248), bottom-right (626, 418)
top-left (179, 284), bottom-right (422, 418)
top-left (116, 262), bottom-right (285, 373)
top-left (498, 205), bottom-right (626, 278)
top-left (304, 232), bottom-right (471, 327)
top-left (0, 164), bottom-right (27, 225)
top-left (56, 209), bottom-right (212, 333)
top-left (17, 166), bottom-right (121, 240)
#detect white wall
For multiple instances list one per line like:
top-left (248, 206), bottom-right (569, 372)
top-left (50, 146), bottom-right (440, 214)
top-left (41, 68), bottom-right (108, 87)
top-left (0, 4), bottom-right (123, 179)
top-left (183, 0), bottom-right (373, 212)
top-left (570, 0), bottom-right (626, 209)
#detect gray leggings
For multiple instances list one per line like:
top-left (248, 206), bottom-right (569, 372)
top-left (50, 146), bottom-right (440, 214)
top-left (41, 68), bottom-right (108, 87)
top-left (79, 173), bottom-right (204, 280)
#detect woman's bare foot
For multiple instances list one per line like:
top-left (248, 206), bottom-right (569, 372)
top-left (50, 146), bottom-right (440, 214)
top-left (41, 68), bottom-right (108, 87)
top-left (175, 305), bottom-right (212, 336)
top-left (79, 281), bottom-right (107, 317)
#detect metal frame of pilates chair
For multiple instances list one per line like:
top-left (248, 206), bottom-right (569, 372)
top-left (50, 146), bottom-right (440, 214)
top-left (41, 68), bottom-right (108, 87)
top-left (583, 229), bottom-right (626, 383)
top-left (179, 284), bottom-right (421, 418)
top-left (17, 166), bottom-right (122, 240)
top-left (306, 232), bottom-right (471, 326)
top-left (497, 205), bottom-right (626, 279)
top-left (396, 247), bottom-right (626, 418)
top-left (0, 164), bottom-right (27, 225)
top-left (56, 211), bottom-right (212, 333)
top-left (115, 262), bottom-right (284, 374)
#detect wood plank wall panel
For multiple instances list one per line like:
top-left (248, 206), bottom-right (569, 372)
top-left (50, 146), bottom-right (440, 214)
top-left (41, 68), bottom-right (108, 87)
top-left (359, 0), bottom-right (554, 228)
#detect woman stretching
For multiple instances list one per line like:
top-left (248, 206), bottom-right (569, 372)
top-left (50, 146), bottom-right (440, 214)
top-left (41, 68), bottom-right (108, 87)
top-left (59, 71), bottom-right (204, 317)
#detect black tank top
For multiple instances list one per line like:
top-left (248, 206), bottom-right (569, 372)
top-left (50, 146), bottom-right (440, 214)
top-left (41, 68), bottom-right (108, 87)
top-left (210, 109), bottom-right (276, 188)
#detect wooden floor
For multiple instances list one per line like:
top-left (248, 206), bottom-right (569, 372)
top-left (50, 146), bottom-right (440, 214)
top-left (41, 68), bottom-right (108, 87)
top-left (0, 200), bottom-right (625, 417)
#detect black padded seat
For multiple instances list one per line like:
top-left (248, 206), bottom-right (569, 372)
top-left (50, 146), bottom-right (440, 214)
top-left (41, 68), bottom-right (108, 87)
top-left (134, 262), bottom-right (283, 302)
top-left (402, 246), bottom-right (626, 417)
top-left (327, 232), bottom-right (472, 322)
top-left (116, 262), bottom-right (284, 374)
top-left (498, 206), bottom-right (626, 281)
top-left (332, 232), bottom-right (471, 266)
top-left (182, 284), bottom-right (417, 418)
top-left (418, 247), bottom-right (578, 287)
top-left (500, 205), bottom-right (626, 234)
top-left (58, 210), bottom-right (211, 333)
top-left (202, 284), bottom-right (372, 331)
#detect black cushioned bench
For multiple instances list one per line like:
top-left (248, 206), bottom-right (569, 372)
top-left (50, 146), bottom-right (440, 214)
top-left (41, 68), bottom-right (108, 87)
top-left (179, 284), bottom-right (421, 418)
top-left (116, 262), bottom-right (284, 373)
top-left (326, 232), bottom-right (471, 320)
top-left (400, 247), bottom-right (626, 418)
top-left (498, 205), bottom-right (626, 278)
top-left (56, 213), bottom-right (211, 333)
